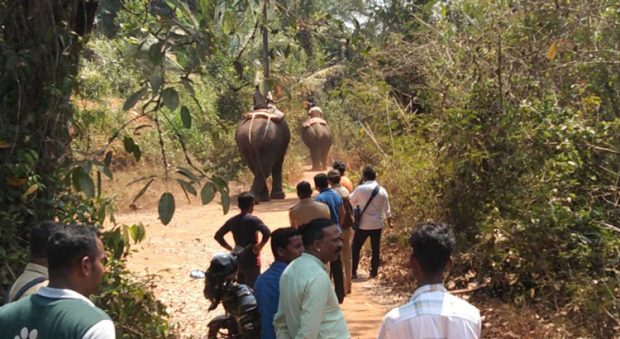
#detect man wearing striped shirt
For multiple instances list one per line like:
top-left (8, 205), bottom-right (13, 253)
top-left (378, 222), bottom-right (481, 339)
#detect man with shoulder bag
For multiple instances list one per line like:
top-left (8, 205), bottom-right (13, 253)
top-left (349, 165), bottom-right (393, 279)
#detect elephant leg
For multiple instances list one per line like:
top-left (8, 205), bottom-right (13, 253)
top-left (270, 156), bottom-right (285, 199)
top-left (321, 144), bottom-right (331, 171)
top-left (310, 148), bottom-right (322, 171)
top-left (249, 165), bottom-right (270, 202)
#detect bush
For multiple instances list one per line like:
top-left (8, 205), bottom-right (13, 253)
top-left (344, 0), bottom-right (620, 336)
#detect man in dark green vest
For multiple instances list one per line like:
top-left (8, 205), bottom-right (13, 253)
top-left (0, 224), bottom-right (115, 338)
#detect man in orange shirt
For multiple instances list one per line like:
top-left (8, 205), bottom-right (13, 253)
top-left (332, 160), bottom-right (353, 193)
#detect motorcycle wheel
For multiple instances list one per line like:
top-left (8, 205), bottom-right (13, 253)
top-left (207, 319), bottom-right (239, 339)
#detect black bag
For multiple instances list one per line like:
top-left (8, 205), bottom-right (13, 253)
top-left (352, 185), bottom-right (380, 231)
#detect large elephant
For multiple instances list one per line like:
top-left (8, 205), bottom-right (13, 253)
top-left (301, 120), bottom-right (332, 171)
top-left (235, 116), bottom-right (290, 201)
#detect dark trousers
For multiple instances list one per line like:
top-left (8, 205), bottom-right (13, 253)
top-left (330, 258), bottom-right (345, 303)
top-left (238, 266), bottom-right (261, 288)
top-left (352, 228), bottom-right (382, 277)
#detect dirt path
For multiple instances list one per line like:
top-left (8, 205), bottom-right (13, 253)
top-left (119, 170), bottom-right (398, 338)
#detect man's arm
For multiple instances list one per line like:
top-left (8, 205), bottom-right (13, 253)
top-left (254, 219), bottom-right (271, 254)
top-left (273, 304), bottom-right (292, 339)
top-left (294, 274), bottom-right (331, 339)
top-left (289, 211), bottom-right (297, 228)
top-left (377, 319), bottom-right (391, 339)
top-left (214, 223), bottom-right (233, 251)
top-left (381, 189), bottom-right (393, 228)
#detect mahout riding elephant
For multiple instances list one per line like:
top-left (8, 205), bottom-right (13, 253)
top-left (235, 114), bottom-right (290, 201)
top-left (301, 110), bottom-right (332, 171)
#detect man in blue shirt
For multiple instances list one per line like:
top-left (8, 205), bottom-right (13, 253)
top-left (254, 228), bottom-right (303, 339)
top-left (314, 173), bottom-right (346, 303)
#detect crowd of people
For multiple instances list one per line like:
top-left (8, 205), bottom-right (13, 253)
top-left (213, 161), bottom-right (481, 339)
top-left (0, 161), bottom-right (482, 339)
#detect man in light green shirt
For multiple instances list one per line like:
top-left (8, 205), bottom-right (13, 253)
top-left (273, 218), bottom-right (350, 339)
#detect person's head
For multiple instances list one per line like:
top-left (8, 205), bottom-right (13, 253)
top-left (409, 222), bottom-right (455, 284)
top-left (298, 218), bottom-right (343, 263)
top-left (237, 192), bottom-right (255, 213)
top-left (327, 169), bottom-right (341, 187)
top-left (332, 160), bottom-right (346, 175)
top-left (296, 181), bottom-right (313, 199)
top-left (304, 98), bottom-right (315, 110)
top-left (47, 224), bottom-right (106, 297)
top-left (308, 106), bottom-right (322, 117)
top-left (362, 165), bottom-right (377, 181)
top-left (30, 222), bottom-right (61, 261)
top-left (313, 173), bottom-right (329, 191)
top-left (270, 227), bottom-right (304, 264)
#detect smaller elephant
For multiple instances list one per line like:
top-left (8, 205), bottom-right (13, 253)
top-left (301, 108), bottom-right (332, 171)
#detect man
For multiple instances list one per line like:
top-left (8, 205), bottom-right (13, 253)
top-left (288, 181), bottom-right (330, 228)
top-left (0, 224), bottom-right (115, 338)
top-left (253, 85), bottom-right (269, 110)
top-left (314, 173), bottom-right (346, 303)
top-left (214, 192), bottom-right (271, 287)
top-left (8, 222), bottom-right (60, 302)
top-left (327, 169), bottom-right (353, 295)
top-left (273, 218), bottom-right (350, 339)
top-left (254, 228), bottom-right (303, 339)
top-left (378, 222), bottom-right (481, 339)
top-left (332, 160), bottom-right (353, 193)
top-left (349, 165), bottom-right (392, 279)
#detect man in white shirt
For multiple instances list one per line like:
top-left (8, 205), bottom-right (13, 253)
top-left (349, 165), bottom-right (392, 278)
top-left (378, 222), bottom-right (481, 339)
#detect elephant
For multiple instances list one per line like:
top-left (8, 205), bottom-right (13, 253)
top-left (235, 115), bottom-right (290, 202)
top-left (300, 119), bottom-right (332, 171)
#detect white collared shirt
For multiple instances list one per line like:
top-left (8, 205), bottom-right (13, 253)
top-left (37, 287), bottom-right (116, 339)
top-left (378, 284), bottom-right (481, 339)
top-left (349, 180), bottom-right (391, 230)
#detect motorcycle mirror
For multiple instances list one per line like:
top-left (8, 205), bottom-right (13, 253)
top-left (189, 269), bottom-right (206, 279)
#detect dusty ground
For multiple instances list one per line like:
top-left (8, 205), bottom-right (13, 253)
top-left (118, 169), bottom-right (402, 338)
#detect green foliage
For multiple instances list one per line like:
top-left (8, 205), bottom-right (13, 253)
top-left (358, 0), bottom-right (620, 335)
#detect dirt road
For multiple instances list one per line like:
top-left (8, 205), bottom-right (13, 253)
top-left (119, 175), bottom-right (398, 338)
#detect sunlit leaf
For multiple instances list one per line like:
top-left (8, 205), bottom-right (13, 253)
top-left (22, 184), bottom-right (38, 199)
top-left (547, 41), bottom-right (558, 60)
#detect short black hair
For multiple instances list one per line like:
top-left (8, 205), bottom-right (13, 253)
top-left (48, 224), bottom-right (101, 274)
top-left (296, 181), bottom-right (312, 199)
top-left (237, 192), bottom-right (255, 210)
top-left (362, 165), bottom-right (376, 181)
top-left (313, 173), bottom-right (329, 190)
top-left (409, 222), bottom-right (455, 275)
top-left (270, 227), bottom-right (300, 257)
top-left (30, 222), bottom-right (61, 258)
top-left (332, 160), bottom-right (346, 175)
top-left (327, 169), bottom-right (341, 184)
top-left (298, 218), bottom-right (335, 247)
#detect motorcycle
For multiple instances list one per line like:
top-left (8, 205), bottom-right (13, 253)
top-left (190, 246), bottom-right (261, 339)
